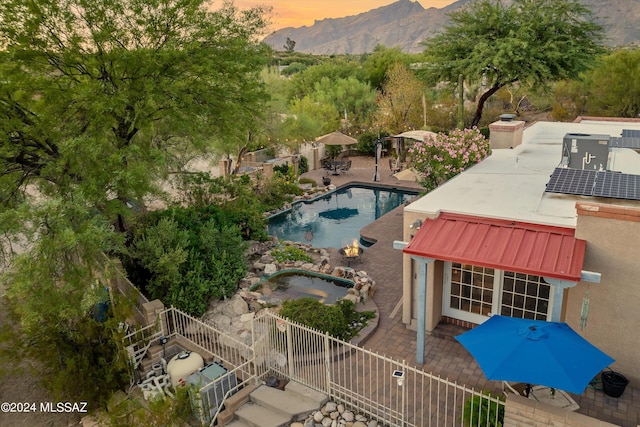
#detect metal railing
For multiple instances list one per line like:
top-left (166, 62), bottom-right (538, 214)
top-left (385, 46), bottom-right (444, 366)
top-left (251, 310), bottom-right (505, 427)
top-left (164, 307), bottom-right (254, 374)
top-left (161, 307), bottom-right (258, 426)
top-left (122, 320), bottom-right (164, 383)
top-left (129, 306), bottom-right (504, 427)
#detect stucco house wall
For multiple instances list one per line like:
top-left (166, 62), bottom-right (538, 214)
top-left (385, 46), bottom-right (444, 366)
top-left (568, 202), bottom-right (640, 385)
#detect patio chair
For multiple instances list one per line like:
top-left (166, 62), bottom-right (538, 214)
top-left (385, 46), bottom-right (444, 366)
top-left (389, 158), bottom-right (402, 174)
top-left (340, 160), bottom-right (352, 174)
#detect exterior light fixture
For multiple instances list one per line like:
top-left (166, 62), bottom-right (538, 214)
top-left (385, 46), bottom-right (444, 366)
top-left (392, 370), bottom-right (405, 387)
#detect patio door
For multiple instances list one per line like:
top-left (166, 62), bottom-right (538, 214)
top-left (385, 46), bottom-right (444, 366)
top-left (442, 262), bottom-right (500, 324)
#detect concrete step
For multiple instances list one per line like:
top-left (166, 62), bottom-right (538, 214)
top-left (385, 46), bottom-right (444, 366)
top-left (250, 384), bottom-right (325, 420)
top-left (228, 382), bottom-right (328, 427)
top-left (284, 381), bottom-right (329, 406)
top-left (234, 402), bottom-right (291, 427)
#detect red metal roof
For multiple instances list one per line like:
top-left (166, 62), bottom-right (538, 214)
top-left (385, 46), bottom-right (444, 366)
top-left (403, 213), bottom-right (586, 282)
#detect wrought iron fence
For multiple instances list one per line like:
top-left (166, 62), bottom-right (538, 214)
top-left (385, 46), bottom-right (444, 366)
top-left (134, 307), bottom-right (503, 427)
top-left (250, 310), bottom-right (504, 427)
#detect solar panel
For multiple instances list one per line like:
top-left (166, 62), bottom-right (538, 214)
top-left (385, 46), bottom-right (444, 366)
top-left (621, 129), bottom-right (640, 138)
top-left (610, 136), bottom-right (640, 149)
top-left (545, 168), bottom-right (597, 196)
top-left (593, 171), bottom-right (640, 200)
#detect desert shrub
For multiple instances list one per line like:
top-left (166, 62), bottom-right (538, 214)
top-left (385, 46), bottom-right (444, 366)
top-left (298, 155), bottom-right (309, 175)
top-left (273, 162), bottom-right (291, 175)
top-left (280, 298), bottom-right (375, 341)
top-left (128, 213), bottom-right (248, 316)
top-left (271, 245), bottom-right (313, 263)
top-left (281, 62), bottom-right (307, 76)
top-left (407, 127), bottom-right (490, 192)
top-left (357, 130), bottom-right (391, 156)
top-left (255, 172), bottom-right (303, 212)
top-left (298, 177), bottom-right (316, 187)
top-left (104, 383), bottom-right (194, 426)
top-left (461, 391), bottom-right (505, 427)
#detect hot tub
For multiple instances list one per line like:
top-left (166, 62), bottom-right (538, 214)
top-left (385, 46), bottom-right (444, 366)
top-left (251, 269), bottom-right (353, 305)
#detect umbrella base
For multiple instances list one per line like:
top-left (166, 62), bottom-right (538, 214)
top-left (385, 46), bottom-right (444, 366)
top-left (528, 386), bottom-right (579, 411)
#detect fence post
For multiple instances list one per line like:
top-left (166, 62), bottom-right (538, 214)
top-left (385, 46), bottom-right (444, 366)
top-left (324, 332), bottom-right (331, 394)
top-left (401, 360), bottom-right (407, 427)
top-left (251, 312), bottom-right (256, 379)
top-left (286, 320), bottom-right (294, 380)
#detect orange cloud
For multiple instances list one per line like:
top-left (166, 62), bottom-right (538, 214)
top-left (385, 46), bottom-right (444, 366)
top-left (233, 0), bottom-right (457, 30)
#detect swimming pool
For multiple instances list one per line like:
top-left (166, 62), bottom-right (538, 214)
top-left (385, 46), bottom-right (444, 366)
top-left (268, 185), bottom-right (419, 249)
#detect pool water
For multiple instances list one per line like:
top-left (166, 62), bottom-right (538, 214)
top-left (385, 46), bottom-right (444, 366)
top-left (256, 270), bottom-right (353, 305)
top-left (268, 185), bottom-right (418, 249)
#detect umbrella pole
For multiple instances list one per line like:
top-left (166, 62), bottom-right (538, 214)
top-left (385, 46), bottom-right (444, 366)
top-left (373, 139), bottom-right (383, 182)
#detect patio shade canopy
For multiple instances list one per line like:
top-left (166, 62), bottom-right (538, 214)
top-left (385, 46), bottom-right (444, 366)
top-left (316, 131), bottom-right (357, 146)
top-left (393, 130), bottom-right (437, 141)
top-left (403, 212), bottom-right (586, 282)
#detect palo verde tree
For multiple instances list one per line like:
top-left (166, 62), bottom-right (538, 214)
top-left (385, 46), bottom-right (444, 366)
top-left (0, 0), bottom-right (269, 405)
top-left (375, 63), bottom-right (427, 133)
top-left (423, 0), bottom-right (605, 127)
top-left (584, 49), bottom-right (640, 118)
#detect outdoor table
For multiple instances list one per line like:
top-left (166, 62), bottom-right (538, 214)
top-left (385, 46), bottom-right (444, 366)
top-left (528, 385), bottom-right (579, 411)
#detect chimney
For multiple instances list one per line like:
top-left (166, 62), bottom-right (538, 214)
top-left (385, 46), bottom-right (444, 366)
top-left (489, 114), bottom-right (524, 149)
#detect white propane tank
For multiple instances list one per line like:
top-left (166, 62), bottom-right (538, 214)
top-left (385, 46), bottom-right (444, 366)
top-left (166, 351), bottom-right (204, 388)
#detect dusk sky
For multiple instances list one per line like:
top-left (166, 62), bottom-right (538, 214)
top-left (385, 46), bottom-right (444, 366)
top-left (233, 0), bottom-right (457, 30)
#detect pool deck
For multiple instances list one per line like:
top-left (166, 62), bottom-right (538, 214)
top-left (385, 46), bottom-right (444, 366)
top-left (300, 156), bottom-right (640, 427)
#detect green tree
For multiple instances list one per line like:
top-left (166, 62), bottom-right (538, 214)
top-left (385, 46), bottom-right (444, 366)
top-left (284, 97), bottom-right (337, 143)
top-left (284, 37), bottom-right (296, 52)
top-left (0, 0), bottom-right (269, 221)
top-left (584, 49), bottom-right (640, 118)
top-left (286, 59), bottom-right (366, 101)
top-left (423, 0), bottom-right (605, 127)
top-left (0, 0), bottom-right (269, 403)
top-left (362, 44), bottom-right (413, 90)
top-left (375, 63), bottom-right (427, 133)
top-left (311, 76), bottom-right (378, 132)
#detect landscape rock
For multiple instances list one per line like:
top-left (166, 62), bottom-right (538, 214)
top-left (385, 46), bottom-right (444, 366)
top-left (304, 401), bottom-right (378, 427)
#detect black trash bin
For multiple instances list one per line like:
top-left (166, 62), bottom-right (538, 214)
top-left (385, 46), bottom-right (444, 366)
top-left (602, 370), bottom-right (630, 398)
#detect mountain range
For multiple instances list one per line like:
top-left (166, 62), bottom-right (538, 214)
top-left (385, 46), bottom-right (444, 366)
top-left (263, 0), bottom-right (640, 54)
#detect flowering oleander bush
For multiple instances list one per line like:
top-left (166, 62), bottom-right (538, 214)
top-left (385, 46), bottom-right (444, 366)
top-left (407, 127), bottom-right (490, 191)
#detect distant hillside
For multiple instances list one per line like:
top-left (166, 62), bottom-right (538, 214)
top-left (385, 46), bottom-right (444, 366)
top-left (263, 0), bottom-right (640, 54)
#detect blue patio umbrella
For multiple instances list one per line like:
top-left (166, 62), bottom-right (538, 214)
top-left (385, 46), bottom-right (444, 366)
top-left (455, 315), bottom-right (614, 394)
